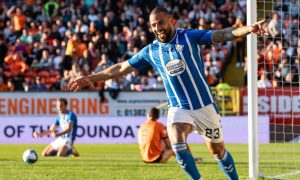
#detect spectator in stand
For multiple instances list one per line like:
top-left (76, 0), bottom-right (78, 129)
top-left (205, 67), bottom-right (216, 86)
top-left (100, 31), bottom-right (119, 64)
top-left (14, 38), bottom-right (27, 55)
top-left (87, 42), bottom-right (97, 67)
top-left (75, 19), bottom-right (89, 35)
top-left (283, 72), bottom-right (293, 87)
top-left (23, 77), bottom-right (35, 92)
top-left (265, 41), bottom-right (282, 72)
top-left (6, 6), bottom-right (26, 37)
top-left (4, 52), bottom-right (27, 76)
top-left (277, 57), bottom-right (290, 79)
top-left (257, 71), bottom-right (272, 88)
top-left (268, 12), bottom-right (281, 38)
top-left (122, 42), bottom-right (135, 60)
top-left (0, 77), bottom-right (8, 91)
top-left (6, 79), bottom-right (15, 91)
top-left (146, 69), bottom-right (158, 90)
top-left (44, 0), bottom-right (59, 17)
top-left (52, 48), bottom-right (63, 71)
top-left (272, 79), bottom-right (279, 88)
top-left (63, 34), bottom-right (79, 71)
top-left (68, 63), bottom-right (82, 82)
top-left (60, 72), bottom-right (70, 91)
top-left (134, 76), bottom-right (151, 92)
top-left (30, 59), bottom-right (39, 72)
top-left (19, 28), bottom-right (33, 44)
top-left (38, 49), bottom-right (52, 70)
top-left (154, 76), bottom-right (164, 90)
top-left (125, 70), bottom-right (141, 90)
top-left (94, 54), bottom-right (112, 73)
top-left (205, 57), bottom-right (221, 86)
top-left (81, 63), bottom-right (92, 77)
top-left (105, 78), bottom-right (121, 100)
top-left (32, 76), bottom-right (47, 91)
top-left (28, 21), bottom-right (39, 39)
top-left (139, 32), bottom-right (149, 49)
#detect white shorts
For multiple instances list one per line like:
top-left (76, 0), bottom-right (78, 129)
top-left (50, 137), bottom-right (73, 150)
top-left (167, 104), bottom-right (223, 143)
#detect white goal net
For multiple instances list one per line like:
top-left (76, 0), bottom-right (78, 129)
top-left (256, 0), bottom-right (300, 179)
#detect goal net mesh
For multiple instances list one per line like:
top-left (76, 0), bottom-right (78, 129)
top-left (257, 0), bottom-right (300, 179)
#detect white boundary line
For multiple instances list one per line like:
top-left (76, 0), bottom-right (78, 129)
top-left (262, 170), bottom-right (300, 179)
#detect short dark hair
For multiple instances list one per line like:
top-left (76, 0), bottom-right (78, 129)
top-left (150, 6), bottom-right (170, 16)
top-left (148, 107), bottom-right (160, 120)
top-left (57, 98), bottom-right (68, 106)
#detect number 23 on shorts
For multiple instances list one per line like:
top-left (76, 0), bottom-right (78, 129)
top-left (205, 128), bottom-right (220, 139)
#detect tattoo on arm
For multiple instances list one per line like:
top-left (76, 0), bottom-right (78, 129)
top-left (212, 26), bottom-right (251, 43)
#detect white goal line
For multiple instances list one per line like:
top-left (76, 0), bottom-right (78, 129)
top-left (262, 170), bottom-right (300, 180)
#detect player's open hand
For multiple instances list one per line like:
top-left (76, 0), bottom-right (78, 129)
top-left (33, 131), bottom-right (42, 138)
top-left (50, 132), bottom-right (58, 138)
top-left (68, 76), bottom-right (92, 92)
top-left (249, 19), bottom-right (268, 35)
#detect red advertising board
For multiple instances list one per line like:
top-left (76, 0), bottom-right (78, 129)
top-left (240, 87), bottom-right (300, 125)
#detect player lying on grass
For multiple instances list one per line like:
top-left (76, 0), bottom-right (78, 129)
top-left (33, 98), bottom-right (79, 157)
top-left (69, 7), bottom-right (266, 180)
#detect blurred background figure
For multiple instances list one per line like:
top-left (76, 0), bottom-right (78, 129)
top-left (33, 98), bottom-right (79, 157)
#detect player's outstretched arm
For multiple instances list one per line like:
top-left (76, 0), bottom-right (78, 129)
top-left (212, 19), bottom-right (267, 43)
top-left (33, 125), bottom-right (57, 138)
top-left (68, 61), bottom-right (135, 92)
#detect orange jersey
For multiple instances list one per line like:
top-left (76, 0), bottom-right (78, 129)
top-left (65, 39), bottom-right (77, 56)
top-left (138, 120), bottom-right (168, 162)
top-left (13, 14), bottom-right (26, 31)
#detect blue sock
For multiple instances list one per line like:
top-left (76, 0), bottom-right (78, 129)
top-left (215, 149), bottom-right (238, 180)
top-left (172, 143), bottom-right (201, 180)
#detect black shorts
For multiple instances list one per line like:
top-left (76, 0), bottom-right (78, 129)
top-left (144, 155), bottom-right (162, 163)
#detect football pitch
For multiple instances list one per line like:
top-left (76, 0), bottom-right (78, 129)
top-left (0, 144), bottom-right (299, 180)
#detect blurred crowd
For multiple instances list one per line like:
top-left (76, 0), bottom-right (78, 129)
top-left (256, 0), bottom-right (300, 88)
top-left (0, 0), bottom-right (247, 95)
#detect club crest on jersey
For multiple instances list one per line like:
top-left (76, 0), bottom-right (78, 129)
top-left (165, 59), bottom-right (186, 76)
top-left (175, 44), bottom-right (184, 52)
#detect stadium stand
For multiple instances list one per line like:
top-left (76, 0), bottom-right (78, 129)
top-left (0, 0), bottom-right (247, 92)
top-left (257, 1), bottom-right (300, 88)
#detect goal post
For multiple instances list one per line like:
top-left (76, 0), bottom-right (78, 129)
top-left (247, 0), bottom-right (259, 179)
top-left (251, 0), bottom-right (300, 179)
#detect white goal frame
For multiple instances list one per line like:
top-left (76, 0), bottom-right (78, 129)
top-left (247, 0), bottom-right (259, 179)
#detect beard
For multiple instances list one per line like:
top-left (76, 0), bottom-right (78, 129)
top-left (155, 26), bottom-right (173, 43)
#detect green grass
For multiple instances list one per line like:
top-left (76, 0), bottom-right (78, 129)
top-left (0, 144), bottom-right (299, 180)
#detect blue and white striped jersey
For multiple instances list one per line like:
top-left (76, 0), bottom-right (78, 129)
top-left (54, 110), bottom-right (78, 142)
top-left (128, 29), bottom-right (218, 112)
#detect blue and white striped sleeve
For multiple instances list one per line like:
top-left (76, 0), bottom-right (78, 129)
top-left (128, 47), bottom-right (152, 71)
top-left (186, 29), bottom-right (214, 45)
